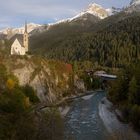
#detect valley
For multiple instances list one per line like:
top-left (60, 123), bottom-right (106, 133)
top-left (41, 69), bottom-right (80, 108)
top-left (0, 0), bottom-right (140, 140)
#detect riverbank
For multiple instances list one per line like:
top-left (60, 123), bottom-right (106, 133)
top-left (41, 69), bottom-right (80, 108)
top-left (64, 91), bottom-right (109, 140)
top-left (59, 91), bottom-right (97, 117)
top-left (99, 97), bottom-right (140, 140)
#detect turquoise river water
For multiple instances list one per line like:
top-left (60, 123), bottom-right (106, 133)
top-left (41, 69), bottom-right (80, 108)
top-left (64, 91), bottom-right (109, 140)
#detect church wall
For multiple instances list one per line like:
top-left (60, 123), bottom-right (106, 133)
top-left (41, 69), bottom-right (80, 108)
top-left (11, 39), bottom-right (25, 55)
top-left (10, 22), bottom-right (29, 55)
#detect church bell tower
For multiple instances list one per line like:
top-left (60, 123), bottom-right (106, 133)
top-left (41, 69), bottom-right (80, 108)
top-left (23, 21), bottom-right (29, 52)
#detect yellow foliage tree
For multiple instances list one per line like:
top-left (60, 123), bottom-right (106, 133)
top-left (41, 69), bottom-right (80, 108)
top-left (24, 97), bottom-right (31, 108)
top-left (6, 79), bottom-right (16, 90)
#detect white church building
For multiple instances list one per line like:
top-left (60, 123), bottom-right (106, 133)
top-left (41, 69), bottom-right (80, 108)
top-left (11, 22), bottom-right (29, 55)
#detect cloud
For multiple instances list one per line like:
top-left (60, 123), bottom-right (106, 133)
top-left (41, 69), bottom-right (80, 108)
top-left (0, 0), bottom-right (80, 18)
top-left (0, 0), bottom-right (130, 29)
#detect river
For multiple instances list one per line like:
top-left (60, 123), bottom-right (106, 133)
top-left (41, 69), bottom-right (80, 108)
top-left (64, 91), bottom-right (109, 140)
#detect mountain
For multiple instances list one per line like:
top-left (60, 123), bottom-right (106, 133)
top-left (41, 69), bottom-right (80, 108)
top-left (31, 3), bottom-right (110, 35)
top-left (51, 3), bottom-right (109, 24)
top-left (125, 0), bottom-right (140, 13)
top-left (30, 1), bottom-right (140, 68)
top-left (30, 1), bottom-right (140, 36)
top-left (1, 3), bottom-right (108, 39)
top-left (30, 13), bottom-right (100, 55)
top-left (85, 3), bottom-right (109, 19)
top-left (130, 0), bottom-right (140, 5)
top-left (109, 7), bottom-right (122, 14)
top-left (70, 3), bottom-right (109, 20)
top-left (0, 23), bottom-right (41, 39)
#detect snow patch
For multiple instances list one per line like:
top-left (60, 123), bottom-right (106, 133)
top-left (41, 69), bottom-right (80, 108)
top-left (130, 0), bottom-right (140, 6)
top-left (0, 23), bottom-right (41, 35)
top-left (47, 2), bottom-right (110, 27)
top-left (106, 8), bottom-right (113, 15)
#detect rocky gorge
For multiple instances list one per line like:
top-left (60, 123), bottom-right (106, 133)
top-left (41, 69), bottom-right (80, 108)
top-left (1, 55), bottom-right (85, 103)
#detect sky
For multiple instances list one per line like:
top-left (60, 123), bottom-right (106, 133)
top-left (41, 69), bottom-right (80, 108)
top-left (0, 0), bottom-right (131, 29)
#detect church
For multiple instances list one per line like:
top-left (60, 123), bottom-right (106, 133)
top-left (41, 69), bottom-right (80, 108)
top-left (11, 22), bottom-right (29, 55)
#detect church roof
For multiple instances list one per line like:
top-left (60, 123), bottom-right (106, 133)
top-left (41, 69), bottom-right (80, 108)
top-left (10, 34), bottom-right (24, 46)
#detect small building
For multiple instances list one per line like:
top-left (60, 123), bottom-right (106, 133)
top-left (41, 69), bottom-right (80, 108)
top-left (11, 22), bottom-right (29, 55)
top-left (94, 71), bottom-right (106, 76)
top-left (94, 71), bottom-right (117, 80)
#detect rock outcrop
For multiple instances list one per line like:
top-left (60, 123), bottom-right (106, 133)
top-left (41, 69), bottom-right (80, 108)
top-left (3, 56), bottom-right (85, 103)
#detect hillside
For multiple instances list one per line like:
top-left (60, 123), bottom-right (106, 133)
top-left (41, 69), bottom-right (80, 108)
top-left (0, 42), bottom-right (85, 103)
top-left (30, 10), bottom-right (140, 68)
top-left (30, 13), bottom-right (100, 51)
top-left (0, 52), bottom-right (70, 139)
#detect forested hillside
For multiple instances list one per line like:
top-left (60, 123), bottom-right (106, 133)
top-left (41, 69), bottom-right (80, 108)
top-left (0, 63), bottom-right (65, 139)
top-left (108, 62), bottom-right (140, 131)
top-left (30, 12), bottom-right (140, 68)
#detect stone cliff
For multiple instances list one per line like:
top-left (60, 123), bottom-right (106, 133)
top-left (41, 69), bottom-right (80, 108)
top-left (2, 55), bottom-right (85, 103)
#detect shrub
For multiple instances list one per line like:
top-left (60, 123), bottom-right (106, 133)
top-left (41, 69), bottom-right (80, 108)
top-left (22, 85), bottom-right (40, 104)
top-left (130, 105), bottom-right (140, 129)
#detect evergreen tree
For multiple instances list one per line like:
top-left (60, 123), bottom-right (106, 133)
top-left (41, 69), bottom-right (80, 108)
top-left (128, 76), bottom-right (138, 104)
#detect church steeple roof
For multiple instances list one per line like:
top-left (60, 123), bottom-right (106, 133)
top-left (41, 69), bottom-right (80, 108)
top-left (24, 21), bottom-right (28, 33)
top-left (10, 34), bottom-right (24, 46)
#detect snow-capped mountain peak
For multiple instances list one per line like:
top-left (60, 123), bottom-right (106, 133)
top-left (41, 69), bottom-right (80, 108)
top-left (124, 0), bottom-right (140, 13)
top-left (67, 3), bottom-right (109, 21)
top-left (106, 8), bottom-right (113, 15)
top-left (47, 3), bottom-right (109, 26)
top-left (85, 3), bottom-right (109, 19)
top-left (31, 3), bottom-right (111, 34)
top-left (130, 0), bottom-right (140, 6)
top-left (0, 3), bottom-right (114, 37)
top-left (0, 23), bottom-right (41, 35)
